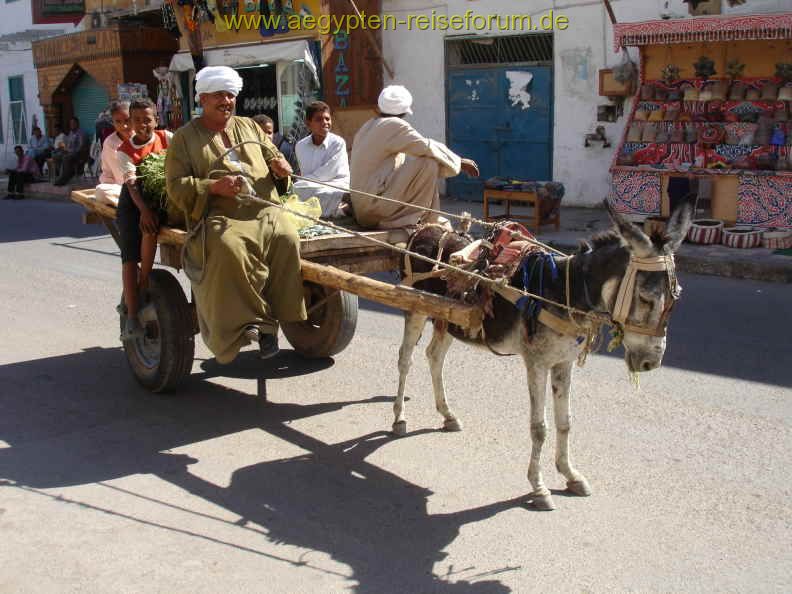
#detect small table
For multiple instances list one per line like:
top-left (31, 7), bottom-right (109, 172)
top-left (483, 188), bottom-right (561, 231)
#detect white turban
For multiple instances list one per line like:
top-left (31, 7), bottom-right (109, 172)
top-left (194, 66), bottom-right (244, 103)
top-left (378, 85), bottom-right (413, 116)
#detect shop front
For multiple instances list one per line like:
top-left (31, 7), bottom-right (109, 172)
top-left (609, 13), bottom-right (792, 230)
top-left (167, 38), bottom-right (321, 142)
top-left (32, 25), bottom-right (179, 135)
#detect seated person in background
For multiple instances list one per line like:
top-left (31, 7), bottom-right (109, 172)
top-left (116, 99), bottom-right (173, 341)
top-left (350, 85), bottom-right (478, 229)
top-left (53, 117), bottom-right (89, 186)
top-left (4, 145), bottom-right (40, 200)
top-left (292, 101), bottom-right (350, 219)
top-left (252, 114), bottom-right (298, 172)
top-left (26, 127), bottom-right (51, 172)
top-left (95, 101), bottom-right (131, 206)
top-left (49, 123), bottom-right (67, 178)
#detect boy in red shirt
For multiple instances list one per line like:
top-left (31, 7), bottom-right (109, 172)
top-left (117, 98), bottom-right (173, 341)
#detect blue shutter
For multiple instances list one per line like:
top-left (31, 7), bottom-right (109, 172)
top-left (71, 74), bottom-right (109, 136)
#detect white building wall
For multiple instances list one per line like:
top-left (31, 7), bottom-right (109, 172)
top-left (0, 1), bottom-right (68, 168)
top-left (381, 0), bottom-right (792, 207)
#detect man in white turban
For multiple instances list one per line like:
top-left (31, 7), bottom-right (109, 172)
top-left (166, 65), bottom-right (306, 363)
top-left (349, 85), bottom-right (479, 229)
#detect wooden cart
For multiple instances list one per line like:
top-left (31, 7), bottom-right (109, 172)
top-left (70, 189), bottom-right (482, 392)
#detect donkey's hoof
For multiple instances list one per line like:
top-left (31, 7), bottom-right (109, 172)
top-left (528, 492), bottom-right (556, 511)
top-left (392, 420), bottom-right (407, 437)
top-left (442, 418), bottom-right (463, 432)
top-left (566, 479), bottom-right (592, 497)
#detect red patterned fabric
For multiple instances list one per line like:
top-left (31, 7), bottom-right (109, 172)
top-left (737, 175), bottom-right (792, 229)
top-left (608, 171), bottom-right (661, 216)
top-left (118, 130), bottom-right (169, 166)
top-left (614, 14), bottom-right (792, 51)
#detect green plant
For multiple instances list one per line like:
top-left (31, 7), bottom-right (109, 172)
top-left (137, 151), bottom-right (168, 210)
top-left (693, 56), bottom-right (716, 80)
top-left (726, 59), bottom-right (745, 79)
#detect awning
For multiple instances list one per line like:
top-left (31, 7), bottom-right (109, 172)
top-left (614, 13), bottom-right (792, 51)
top-left (169, 39), bottom-right (318, 82)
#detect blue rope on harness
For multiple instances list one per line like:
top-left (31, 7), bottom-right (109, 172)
top-left (515, 252), bottom-right (559, 334)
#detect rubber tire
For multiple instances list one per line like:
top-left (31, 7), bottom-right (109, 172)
top-left (282, 283), bottom-right (358, 358)
top-left (121, 269), bottom-right (195, 393)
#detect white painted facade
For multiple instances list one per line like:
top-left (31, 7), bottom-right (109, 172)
top-left (381, 0), bottom-right (792, 206)
top-left (0, 1), bottom-right (68, 168)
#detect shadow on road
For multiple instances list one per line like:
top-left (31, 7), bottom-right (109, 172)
top-left (0, 200), bottom-right (105, 244)
top-left (0, 347), bottom-right (519, 593)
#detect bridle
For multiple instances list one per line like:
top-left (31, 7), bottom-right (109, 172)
top-left (611, 253), bottom-right (681, 338)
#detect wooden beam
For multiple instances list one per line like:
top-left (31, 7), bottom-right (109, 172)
top-left (301, 260), bottom-right (483, 330)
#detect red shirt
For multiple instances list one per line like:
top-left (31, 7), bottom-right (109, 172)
top-left (117, 129), bottom-right (169, 166)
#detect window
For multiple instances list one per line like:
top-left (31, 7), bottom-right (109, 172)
top-left (8, 76), bottom-right (27, 145)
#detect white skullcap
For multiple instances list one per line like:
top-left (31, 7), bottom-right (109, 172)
top-left (194, 66), bottom-right (244, 103)
top-left (378, 85), bottom-right (413, 116)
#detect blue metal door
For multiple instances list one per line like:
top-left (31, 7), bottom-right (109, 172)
top-left (446, 65), bottom-right (552, 200)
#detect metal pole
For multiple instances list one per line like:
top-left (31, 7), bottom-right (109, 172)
top-left (345, 0), bottom-right (395, 80)
top-left (602, 0), bottom-right (617, 25)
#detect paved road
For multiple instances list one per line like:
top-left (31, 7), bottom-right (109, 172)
top-left (1, 200), bottom-right (790, 593)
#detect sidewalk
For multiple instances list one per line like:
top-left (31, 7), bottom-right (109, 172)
top-left (0, 175), bottom-right (97, 202)
top-left (3, 177), bottom-right (790, 283)
top-left (443, 198), bottom-right (792, 284)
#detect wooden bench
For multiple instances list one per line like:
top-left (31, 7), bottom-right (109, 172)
top-left (483, 188), bottom-right (561, 231)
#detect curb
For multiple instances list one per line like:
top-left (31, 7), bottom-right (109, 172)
top-left (548, 241), bottom-right (792, 284)
top-left (15, 194), bottom-right (792, 284)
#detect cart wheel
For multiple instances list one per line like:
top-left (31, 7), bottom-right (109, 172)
top-left (282, 283), bottom-right (358, 358)
top-left (120, 269), bottom-right (195, 393)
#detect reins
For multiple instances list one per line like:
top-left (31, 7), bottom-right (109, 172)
top-left (179, 139), bottom-right (679, 356)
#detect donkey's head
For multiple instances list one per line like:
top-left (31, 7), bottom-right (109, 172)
top-left (601, 199), bottom-right (693, 373)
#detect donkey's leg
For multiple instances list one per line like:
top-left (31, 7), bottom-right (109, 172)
top-left (525, 364), bottom-right (554, 510)
top-left (551, 361), bottom-right (591, 497)
top-left (425, 325), bottom-right (460, 432)
top-left (393, 313), bottom-right (428, 436)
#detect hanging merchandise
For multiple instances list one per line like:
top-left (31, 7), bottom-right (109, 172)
top-left (208, 0), bottom-right (229, 31)
top-left (613, 49), bottom-right (637, 85)
top-left (195, 0), bottom-right (215, 24)
top-left (162, 1), bottom-right (182, 38)
top-left (776, 63), bottom-right (792, 83)
top-left (661, 64), bottom-right (680, 85)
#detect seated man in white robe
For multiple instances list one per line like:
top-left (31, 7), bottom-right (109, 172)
top-left (293, 101), bottom-right (350, 219)
top-left (350, 85), bottom-right (479, 229)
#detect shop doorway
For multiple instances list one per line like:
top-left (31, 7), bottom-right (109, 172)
top-left (234, 64), bottom-right (279, 125)
top-left (445, 34), bottom-right (554, 201)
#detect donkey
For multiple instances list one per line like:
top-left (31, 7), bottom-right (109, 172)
top-left (394, 199), bottom-right (694, 510)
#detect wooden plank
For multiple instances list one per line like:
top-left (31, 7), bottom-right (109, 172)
top-left (71, 188), bottom-right (482, 327)
top-left (300, 260), bottom-right (483, 330)
top-left (71, 188), bottom-right (406, 253)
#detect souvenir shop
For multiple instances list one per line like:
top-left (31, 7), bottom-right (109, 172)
top-left (608, 13), bottom-right (792, 247)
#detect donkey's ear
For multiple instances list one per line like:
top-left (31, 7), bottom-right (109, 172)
top-left (603, 199), bottom-right (653, 256)
top-left (576, 239), bottom-right (593, 254)
top-left (663, 195), bottom-right (695, 253)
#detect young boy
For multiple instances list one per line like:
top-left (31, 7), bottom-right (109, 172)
top-left (116, 98), bottom-right (172, 341)
top-left (292, 101), bottom-right (350, 218)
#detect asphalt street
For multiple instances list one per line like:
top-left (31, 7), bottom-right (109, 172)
top-left (1, 199), bottom-right (790, 593)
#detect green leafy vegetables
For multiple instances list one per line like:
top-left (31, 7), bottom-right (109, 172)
top-left (137, 151), bottom-right (168, 210)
